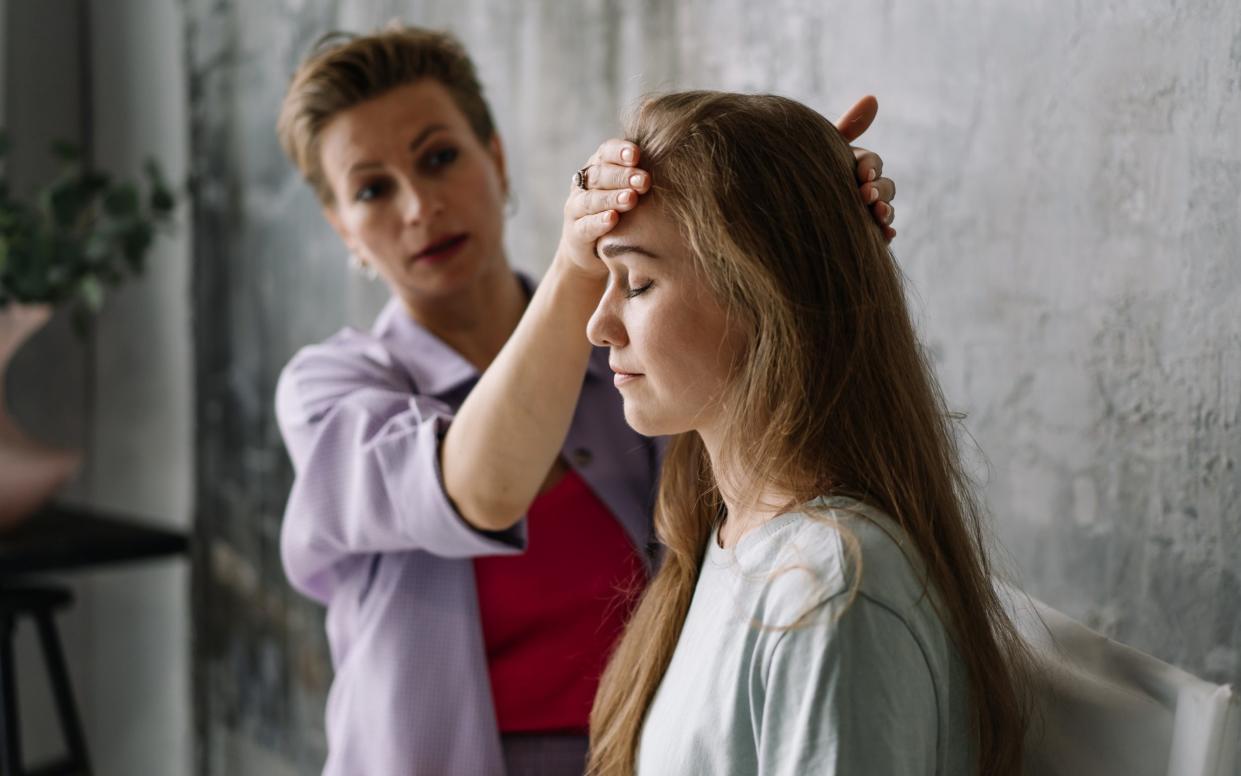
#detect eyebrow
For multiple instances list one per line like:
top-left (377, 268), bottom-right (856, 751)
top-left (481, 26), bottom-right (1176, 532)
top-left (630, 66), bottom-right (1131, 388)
top-left (409, 124), bottom-right (450, 154)
top-left (596, 242), bottom-right (660, 261)
top-left (346, 124), bottom-right (451, 175)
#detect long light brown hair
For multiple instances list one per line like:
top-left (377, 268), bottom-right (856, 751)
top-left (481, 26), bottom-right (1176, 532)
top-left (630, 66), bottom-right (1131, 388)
top-left (587, 92), bottom-right (1030, 775)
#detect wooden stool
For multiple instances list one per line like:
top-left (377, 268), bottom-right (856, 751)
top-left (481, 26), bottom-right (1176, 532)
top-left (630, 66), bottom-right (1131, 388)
top-left (0, 584), bottom-right (91, 776)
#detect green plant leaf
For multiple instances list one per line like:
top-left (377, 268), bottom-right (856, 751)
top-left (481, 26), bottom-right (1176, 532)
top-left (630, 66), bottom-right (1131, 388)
top-left (151, 185), bottom-right (175, 214)
top-left (82, 232), bottom-right (110, 262)
top-left (103, 183), bottom-right (139, 218)
top-left (144, 160), bottom-right (176, 215)
top-left (121, 222), bottom-right (154, 271)
top-left (0, 138), bottom-right (167, 310)
top-left (44, 177), bottom-right (91, 229)
top-left (79, 275), bottom-right (104, 311)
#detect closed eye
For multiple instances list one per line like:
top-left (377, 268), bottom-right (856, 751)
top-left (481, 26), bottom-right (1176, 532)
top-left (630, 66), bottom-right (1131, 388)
top-left (625, 280), bottom-right (654, 298)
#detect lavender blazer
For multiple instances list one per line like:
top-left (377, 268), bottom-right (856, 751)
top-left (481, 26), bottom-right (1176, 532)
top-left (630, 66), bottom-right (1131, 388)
top-left (275, 289), bottom-right (660, 776)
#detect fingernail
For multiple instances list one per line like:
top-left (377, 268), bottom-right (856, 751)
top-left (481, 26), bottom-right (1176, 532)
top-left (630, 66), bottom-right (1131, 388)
top-left (867, 168), bottom-right (876, 182)
top-left (630, 174), bottom-right (645, 187)
top-left (868, 187), bottom-right (879, 203)
top-left (619, 191), bottom-right (633, 204)
top-left (622, 147), bottom-right (634, 162)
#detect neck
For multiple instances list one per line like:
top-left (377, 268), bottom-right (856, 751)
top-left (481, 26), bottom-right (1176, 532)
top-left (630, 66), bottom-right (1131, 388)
top-left (399, 259), bottom-right (527, 371)
top-left (699, 424), bottom-right (793, 548)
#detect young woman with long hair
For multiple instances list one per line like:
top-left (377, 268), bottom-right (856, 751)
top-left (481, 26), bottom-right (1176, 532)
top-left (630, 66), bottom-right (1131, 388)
top-left (563, 92), bottom-right (1032, 775)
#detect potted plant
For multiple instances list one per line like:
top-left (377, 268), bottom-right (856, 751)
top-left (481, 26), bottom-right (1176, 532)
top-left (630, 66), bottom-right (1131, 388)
top-left (0, 131), bottom-right (176, 530)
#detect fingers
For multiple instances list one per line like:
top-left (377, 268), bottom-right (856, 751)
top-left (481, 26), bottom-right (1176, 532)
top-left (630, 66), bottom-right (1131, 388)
top-left (851, 144), bottom-right (894, 238)
top-left (575, 162), bottom-right (650, 193)
top-left (566, 138), bottom-right (650, 225)
top-left (557, 139), bottom-right (648, 278)
top-left (565, 186), bottom-right (641, 220)
top-left (835, 95), bottom-right (878, 143)
top-left (871, 201), bottom-right (895, 227)
top-left (852, 147), bottom-right (884, 184)
top-left (571, 209), bottom-right (619, 245)
top-left (576, 208), bottom-right (619, 239)
top-left (594, 138), bottom-right (641, 167)
top-left (572, 138), bottom-right (649, 195)
top-left (559, 139), bottom-right (649, 272)
top-left (861, 176), bottom-right (895, 206)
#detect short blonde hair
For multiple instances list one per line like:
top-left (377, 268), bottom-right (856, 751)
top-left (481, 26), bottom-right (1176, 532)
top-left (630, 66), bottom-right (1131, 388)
top-left (276, 24), bottom-right (496, 204)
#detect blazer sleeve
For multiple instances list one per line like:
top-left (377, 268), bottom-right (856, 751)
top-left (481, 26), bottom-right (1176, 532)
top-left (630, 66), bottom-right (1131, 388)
top-left (275, 334), bottom-right (526, 604)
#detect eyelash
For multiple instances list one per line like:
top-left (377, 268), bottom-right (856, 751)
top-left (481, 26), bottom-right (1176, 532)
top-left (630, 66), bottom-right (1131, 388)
top-left (625, 280), bottom-right (654, 299)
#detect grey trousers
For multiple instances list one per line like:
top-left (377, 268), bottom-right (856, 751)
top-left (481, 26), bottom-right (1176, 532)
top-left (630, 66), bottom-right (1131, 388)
top-left (500, 733), bottom-right (589, 776)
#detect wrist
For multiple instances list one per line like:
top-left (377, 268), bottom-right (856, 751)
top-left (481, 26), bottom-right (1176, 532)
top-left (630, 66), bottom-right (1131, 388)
top-left (548, 253), bottom-right (607, 303)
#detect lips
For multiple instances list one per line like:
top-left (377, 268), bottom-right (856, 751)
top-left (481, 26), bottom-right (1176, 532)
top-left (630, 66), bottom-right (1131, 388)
top-left (414, 233), bottom-right (468, 263)
top-left (611, 365), bottom-right (644, 388)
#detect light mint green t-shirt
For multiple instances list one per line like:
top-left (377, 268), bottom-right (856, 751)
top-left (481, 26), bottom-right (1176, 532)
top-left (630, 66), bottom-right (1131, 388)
top-left (636, 498), bottom-right (975, 776)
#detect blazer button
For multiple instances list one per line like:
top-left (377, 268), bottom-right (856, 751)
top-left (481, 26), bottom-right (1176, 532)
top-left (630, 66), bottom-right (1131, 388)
top-left (571, 448), bottom-right (593, 467)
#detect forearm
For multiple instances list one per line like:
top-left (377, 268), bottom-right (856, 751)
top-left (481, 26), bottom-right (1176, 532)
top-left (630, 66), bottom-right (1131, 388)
top-left (442, 257), bottom-right (603, 531)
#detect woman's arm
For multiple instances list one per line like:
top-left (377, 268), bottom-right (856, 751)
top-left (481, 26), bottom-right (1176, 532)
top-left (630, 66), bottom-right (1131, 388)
top-left (276, 335), bottom-right (531, 602)
top-left (442, 140), bottom-right (643, 531)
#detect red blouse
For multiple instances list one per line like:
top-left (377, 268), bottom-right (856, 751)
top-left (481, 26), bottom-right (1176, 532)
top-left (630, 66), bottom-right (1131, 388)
top-left (473, 468), bottom-right (647, 733)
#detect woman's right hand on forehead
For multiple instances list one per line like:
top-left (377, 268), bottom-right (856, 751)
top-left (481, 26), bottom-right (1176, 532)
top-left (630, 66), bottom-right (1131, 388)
top-left (556, 139), bottom-right (650, 279)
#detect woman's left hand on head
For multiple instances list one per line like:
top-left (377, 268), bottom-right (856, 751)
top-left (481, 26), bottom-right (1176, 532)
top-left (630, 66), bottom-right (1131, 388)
top-left (556, 139), bottom-right (651, 279)
top-left (835, 95), bottom-right (897, 243)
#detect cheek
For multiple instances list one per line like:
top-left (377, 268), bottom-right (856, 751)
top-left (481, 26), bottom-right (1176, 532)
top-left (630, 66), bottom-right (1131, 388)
top-left (452, 156), bottom-right (506, 209)
top-left (346, 206), bottom-right (398, 247)
top-left (638, 295), bottom-right (735, 391)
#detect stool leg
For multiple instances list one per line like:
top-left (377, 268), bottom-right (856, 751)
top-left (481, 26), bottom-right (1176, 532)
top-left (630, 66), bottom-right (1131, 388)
top-left (0, 613), bottom-right (22, 776)
top-left (32, 613), bottom-right (90, 775)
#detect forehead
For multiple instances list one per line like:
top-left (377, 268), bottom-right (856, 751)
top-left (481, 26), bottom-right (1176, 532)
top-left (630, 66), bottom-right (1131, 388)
top-left (318, 79), bottom-right (470, 162)
top-left (601, 198), bottom-right (684, 254)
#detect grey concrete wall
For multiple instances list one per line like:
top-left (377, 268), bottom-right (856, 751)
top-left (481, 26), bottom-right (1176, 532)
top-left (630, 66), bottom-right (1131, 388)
top-left (3, 0), bottom-right (192, 773)
top-left (186, 0), bottom-right (1240, 772)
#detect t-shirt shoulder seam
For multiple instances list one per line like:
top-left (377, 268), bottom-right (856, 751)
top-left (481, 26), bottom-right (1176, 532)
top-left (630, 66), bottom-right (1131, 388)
top-left (765, 589), bottom-right (944, 735)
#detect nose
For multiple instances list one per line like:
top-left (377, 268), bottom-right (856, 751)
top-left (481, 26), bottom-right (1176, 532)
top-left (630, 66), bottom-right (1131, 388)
top-left (399, 181), bottom-right (441, 225)
top-left (586, 282), bottom-right (628, 348)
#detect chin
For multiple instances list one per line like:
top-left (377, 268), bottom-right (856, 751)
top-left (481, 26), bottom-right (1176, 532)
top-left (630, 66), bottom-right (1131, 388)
top-left (621, 402), bottom-right (689, 438)
top-left (398, 255), bottom-right (484, 299)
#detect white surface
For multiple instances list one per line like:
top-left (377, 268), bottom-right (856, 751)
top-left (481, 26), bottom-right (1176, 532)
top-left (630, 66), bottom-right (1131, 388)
top-left (1008, 588), bottom-right (1240, 776)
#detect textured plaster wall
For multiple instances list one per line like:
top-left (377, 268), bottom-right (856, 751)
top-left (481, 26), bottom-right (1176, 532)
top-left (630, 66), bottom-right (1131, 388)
top-left (186, 0), bottom-right (1241, 772)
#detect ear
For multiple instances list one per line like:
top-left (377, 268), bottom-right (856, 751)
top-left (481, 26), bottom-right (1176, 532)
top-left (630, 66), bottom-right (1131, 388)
top-left (488, 133), bottom-right (509, 195)
top-left (322, 204), bottom-right (359, 257)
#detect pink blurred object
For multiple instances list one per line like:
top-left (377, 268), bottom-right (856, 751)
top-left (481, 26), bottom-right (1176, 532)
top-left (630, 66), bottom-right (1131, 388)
top-left (0, 303), bottom-right (80, 532)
